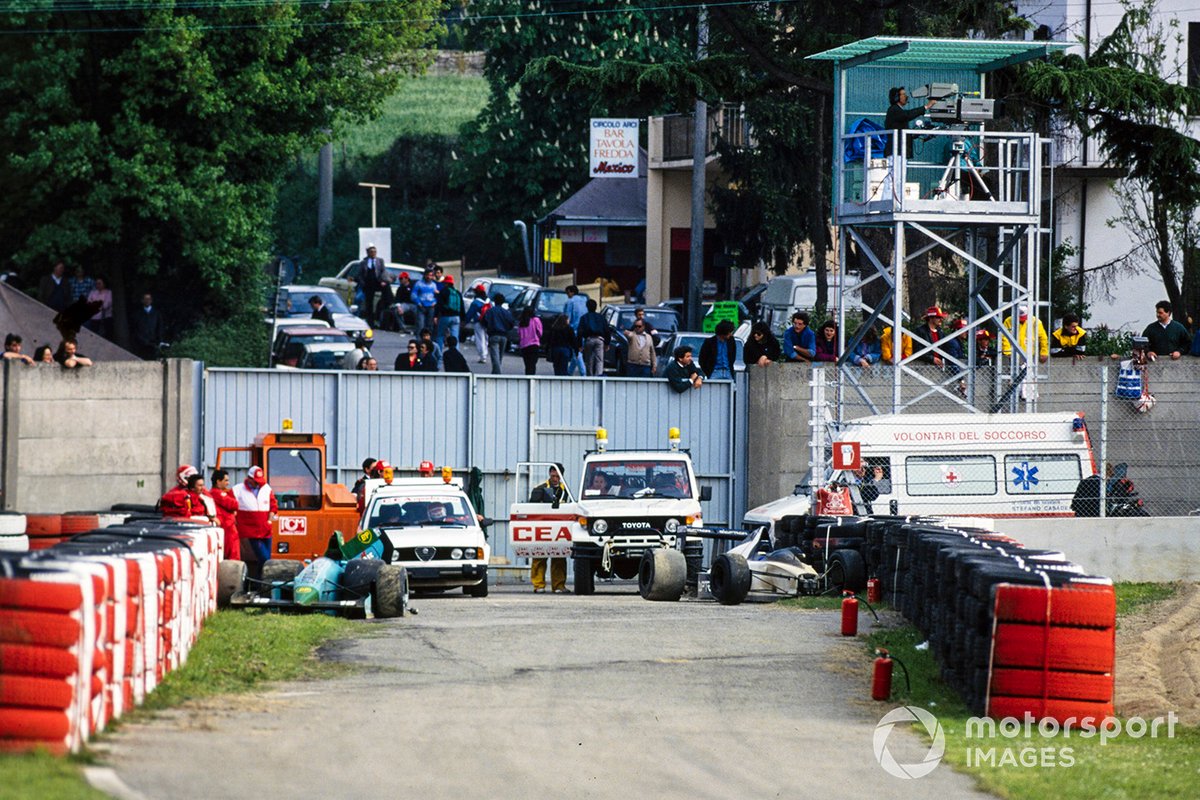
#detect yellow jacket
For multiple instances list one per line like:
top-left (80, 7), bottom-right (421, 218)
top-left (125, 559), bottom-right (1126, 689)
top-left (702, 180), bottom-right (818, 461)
top-left (1000, 316), bottom-right (1049, 358)
top-left (880, 326), bottom-right (913, 363)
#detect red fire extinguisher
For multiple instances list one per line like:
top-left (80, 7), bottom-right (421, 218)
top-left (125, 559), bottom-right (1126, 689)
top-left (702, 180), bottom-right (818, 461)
top-left (866, 577), bottom-right (881, 604)
top-left (872, 648), bottom-right (893, 701)
top-left (841, 591), bottom-right (858, 636)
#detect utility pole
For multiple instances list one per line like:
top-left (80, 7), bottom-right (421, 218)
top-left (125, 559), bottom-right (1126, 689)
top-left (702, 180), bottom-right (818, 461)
top-left (357, 182), bottom-right (391, 228)
top-left (317, 138), bottom-right (333, 245)
top-left (686, 5), bottom-right (709, 332)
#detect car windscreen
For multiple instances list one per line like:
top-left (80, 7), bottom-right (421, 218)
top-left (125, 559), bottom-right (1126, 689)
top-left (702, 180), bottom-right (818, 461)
top-left (581, 460), bottom-right (692, 499)
top-left (367, 495), bottom-right (474, 528)
top-left (280, 289), bottom-right (350, 316)
top-left (489, 282), bottom-right (530, 303)
top-left (617, 310), bottom-right (678, 332)
top-left (303, 348), bottom-right (351, 369)
top-left (535, 292), bottom-right (569, 314)
top-left (268, 447), bottom-right (323, 510)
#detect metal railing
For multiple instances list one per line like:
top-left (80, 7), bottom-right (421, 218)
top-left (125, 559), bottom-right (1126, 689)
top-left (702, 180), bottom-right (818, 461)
top-left (657, 104), bottom-right (753, 162)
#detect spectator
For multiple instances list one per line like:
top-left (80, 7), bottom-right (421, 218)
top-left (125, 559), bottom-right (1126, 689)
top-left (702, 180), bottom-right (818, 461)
top-left (782, 312), bottom-right (816, 362)
top-left (358, 357), bottom-right (379, 371)
top-left (1051, 313), bottom-right (1088, 358)
top-left (1000, 305), bottom-right (1049, 363)
top-left (464, 283), bottom-right (491, 364)
top-left (418, 327), bottom-right (443, 369)
top-left (309, 294), bottom-right (335, 326)
top-left (68, 265), bottom-right (94, 303)
top-left (564, 285), bottom-right (588, 375)
top-left (850, 325), bottom-right (881, 367)
top-left (85, 276), bottom-right (113, 339)
top-left (623, 314), bottom-right (657, 377)
top-left (210, 469), bottom-right (241, 560)
top-left (234, 466), bottom-right (277, 581)
top-left (976, 329), bottom-right (996, 365)
top-left (435, 276), bottom-right (464, 349)
top-left (352, 458), bottom-right (377, 503)
top-left (411, 266), bottom-right (440, 335)
top-left (665, 345), bottom-right (703, 393)
top-left (394, 340), bottom-right (422, 371)
top-left (1142, 300), bottom-right (1189, 360)
top-left (185, 473), bottom-right (216, 523)
top-left (699, 319), bottom-right (737, 379)
top-left (814, 320), bottom-right (839, 363)
top-left (527, 464), bottom-right (568, 593)
top-left (386, 271), bottom-right (415, 332)
top-left (342, 333), bottom-right (373, 371)
top-left (442, 335), bottom-right (470, 373)
top-left (132, 292), bottom-right (165, 359)
top-left (38, 261), bottom-right (70, 312)
top-left (943, 317), bottom-right (969, 370)
top-left (358, 245), bottom-right (388, 327)
top-left (484, 293), bottom-right (516, 374)
top-left (417, 340), bottom-right (438, 371)
top-left (744, 322), bottom-right (781, 366)
top-left (545, 314), bottom-right (578, 376)
top-left (3, 333), bottom-right (34, 365)
top-left (32, 345), bottom-right (54, 364)
top-left (517, 306), bottom-right (543, 376)
top-left (632, 306), bottom-right (657, 336)
top-left (880, 325), bottom-right (912, 364)
top-left (577, 298), bottom-right (609, 376)
top-left (54, 338), bottom-right (93, 368)
top-left (917, 306), bottom-right (946, 367)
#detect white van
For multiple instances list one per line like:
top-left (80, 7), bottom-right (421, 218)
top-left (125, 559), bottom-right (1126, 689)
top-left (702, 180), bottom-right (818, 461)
top-left (831, 411), bottom-right (1096, 518)
top-left (759, 272), bottom-right (863, 334)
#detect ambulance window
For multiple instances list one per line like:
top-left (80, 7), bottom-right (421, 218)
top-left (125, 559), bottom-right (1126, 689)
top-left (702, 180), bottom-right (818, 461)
top-left (1003, 454), bottom-right (1081, 495)
top-left (267, 448), bottom-right (323, 510)
top-left (905, 455), bottom-right (996, 496)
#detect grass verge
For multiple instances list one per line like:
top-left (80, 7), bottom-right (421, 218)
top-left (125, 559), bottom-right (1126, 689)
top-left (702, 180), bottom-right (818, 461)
top-left (864, 582), bottom-right (1197, 799)
top-left (1, 610), bottom-right (361, 799)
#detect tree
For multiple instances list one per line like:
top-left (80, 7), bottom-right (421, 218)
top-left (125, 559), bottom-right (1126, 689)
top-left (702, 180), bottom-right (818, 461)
top-left (1016, 1), bottom-right (1200, 313)
top-left (453, 0), bottom-right (692, 270)
top-left (0, 0), bottom-right (441, 348)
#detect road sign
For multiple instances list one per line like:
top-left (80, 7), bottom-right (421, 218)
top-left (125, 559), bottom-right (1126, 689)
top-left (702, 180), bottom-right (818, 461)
top-left (543, 238), bottom-right (563, 264)
top-left (832, 441), bottom-right (861, 471)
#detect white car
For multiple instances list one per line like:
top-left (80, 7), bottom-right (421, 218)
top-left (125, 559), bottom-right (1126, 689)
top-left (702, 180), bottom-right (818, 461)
top-left (319, 260), bottom-right (425, 307)
top-left (360, 479), bottom-right (491, 597)
top-left (271, 284), bottom-right (369, 336)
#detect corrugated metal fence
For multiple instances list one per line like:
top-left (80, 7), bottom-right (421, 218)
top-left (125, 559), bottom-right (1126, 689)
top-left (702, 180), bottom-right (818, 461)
top-left (199, 370), bottom-right (749, 564)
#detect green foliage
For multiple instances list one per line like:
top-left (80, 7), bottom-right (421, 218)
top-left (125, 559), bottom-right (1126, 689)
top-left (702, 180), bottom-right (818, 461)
top-left (0, 751), bottom-right (109, 800)
top-left (1114, 581), bottom-right (1179, 617)
top-left (171, 307), bottom-right (271, 367)
top-left (1084, 325), bottom-right (1134, 357)
top-left (1048, 240), bottom-right (1089, 321)
top-left (0, 0), bottom-right (441, 344)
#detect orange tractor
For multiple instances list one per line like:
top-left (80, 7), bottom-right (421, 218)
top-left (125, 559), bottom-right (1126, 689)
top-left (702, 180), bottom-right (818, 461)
top-left (215, 423), bottom-right (359, 561)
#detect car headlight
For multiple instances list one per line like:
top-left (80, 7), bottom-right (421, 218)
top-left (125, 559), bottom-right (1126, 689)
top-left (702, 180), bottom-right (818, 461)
top-left (463, 548), bottom-right (477, 559)
top-left (450, 548), bottom-right (463, 560)
top-left (592, 518), bottom-right (608, 534)
top-left (664, 518), bottom-right (679, 534)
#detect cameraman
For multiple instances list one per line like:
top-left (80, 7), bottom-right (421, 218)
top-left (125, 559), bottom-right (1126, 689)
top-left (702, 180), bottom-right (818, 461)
top-left (885, 87), bottom-right (935, 159)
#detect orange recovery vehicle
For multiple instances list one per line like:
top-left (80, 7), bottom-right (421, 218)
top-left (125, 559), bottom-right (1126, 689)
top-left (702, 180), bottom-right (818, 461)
top-left (215, 423), bottom-right (359, 561)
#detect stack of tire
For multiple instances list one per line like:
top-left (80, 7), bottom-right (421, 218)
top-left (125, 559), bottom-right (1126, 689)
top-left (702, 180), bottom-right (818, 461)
top-left (0, 517), bottom-right (222, 753)
top-left (861, 517), bottom-right (1115, 720)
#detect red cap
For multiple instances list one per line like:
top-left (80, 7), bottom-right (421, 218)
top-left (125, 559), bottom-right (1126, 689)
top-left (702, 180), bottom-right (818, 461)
top-left (444, 276), bottom-right (454, 284)
top-left (476, 284), bottom-right (487, 292)
top-left (177, 464), bottom-right (197, 485)
top-left (418, 460), bottom-right (435, 476)
top-left (399, 272), bottom-right (409, 279)
top-left (923, 306), bottom-right (946, 319)
top-left (976, 329), bottom-right (992, 339)
top-left (247, 466), bottom-right (266, 485)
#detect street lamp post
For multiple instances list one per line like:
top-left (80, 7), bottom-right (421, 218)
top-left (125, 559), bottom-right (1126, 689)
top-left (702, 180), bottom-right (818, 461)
top-left (357, 182), bottom-right (391, 228)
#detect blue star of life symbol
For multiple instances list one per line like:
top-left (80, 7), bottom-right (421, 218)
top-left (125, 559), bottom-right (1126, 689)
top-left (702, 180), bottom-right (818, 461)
top-left (1011, 462), bottom-right (1039, 491)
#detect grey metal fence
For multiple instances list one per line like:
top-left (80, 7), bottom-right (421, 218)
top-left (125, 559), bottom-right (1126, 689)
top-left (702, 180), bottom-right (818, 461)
top-left (199, 370), bottom-right (749, 564)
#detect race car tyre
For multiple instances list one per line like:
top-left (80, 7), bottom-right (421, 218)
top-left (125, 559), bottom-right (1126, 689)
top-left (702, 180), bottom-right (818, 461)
top-left (262, 559), bottom-right (303, 602)
top-left (573, 558), bottom-right (595, 595)
top-left (827, 549), bottom-right (867, 592)
top-left (709, 552), bottom-right (752, 606)
top-left (373, 564), bottom-right (409, 618)
top-left (467, 569), bottom-right (489, 597)
top-left (217, 560), bottom-right (246, 608)
top-left (342, 560), bottom-right (383, 598)
top-left (638, 548), bottom-right (686, 602)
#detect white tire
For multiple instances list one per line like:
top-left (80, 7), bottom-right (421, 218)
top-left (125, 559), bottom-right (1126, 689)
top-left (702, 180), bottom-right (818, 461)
top-left (0, 512), bottom-right (26, 535)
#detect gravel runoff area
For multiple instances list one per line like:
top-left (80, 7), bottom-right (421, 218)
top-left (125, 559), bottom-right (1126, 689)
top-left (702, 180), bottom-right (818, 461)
top-left (102, 586), bottom-right (991, 799)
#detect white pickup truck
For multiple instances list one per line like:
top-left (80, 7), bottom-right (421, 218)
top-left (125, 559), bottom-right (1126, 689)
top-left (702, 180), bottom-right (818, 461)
top-left (509, 439), bottom-right (711, 594)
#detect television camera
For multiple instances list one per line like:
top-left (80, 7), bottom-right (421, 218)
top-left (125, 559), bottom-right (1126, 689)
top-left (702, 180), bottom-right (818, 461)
top-left (911, 83), bottom-right (1000, 125)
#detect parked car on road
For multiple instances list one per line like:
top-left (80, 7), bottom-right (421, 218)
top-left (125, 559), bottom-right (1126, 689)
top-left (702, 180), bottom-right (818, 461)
top-left (282, 341), bottom-right (355, 370)
top-left (271, 325), bottom-right (351, 368)
top-left (272, 285), bottom-right (369, 337)
top-left (602, 304), bottom-right (680, 374)
top-left (318, 260), bottom-right (424, 309)
top-left (505, 287), bottom-right (571, 351)
top-left (461, 277), bottom-right (539, 341)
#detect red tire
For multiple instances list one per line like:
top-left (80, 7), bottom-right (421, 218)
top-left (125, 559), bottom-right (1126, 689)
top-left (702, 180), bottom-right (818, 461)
top-left (989, 668), bottom-right (1114, 702)
top-left (0, 579), bottom-right (83, 612)
top-left (0, 644), bottom-right (79, 678)
top-left (0, 611), bottom-right (82, 647)
top-left (24, 515), bottom-right (64, 551)
top-left (59, 514), bottom-right (99, 535)
top-left (993, 584), bottom-right (1116, 628)
top-left (0, 738), bottom-right (70, 755)
top-left (991, 624), bottom-right (1114, 672)
top-left (0, 708), bottom-right (72, 740)
top-left (987, 696), bottom-right (1115, 724)
top-left (0, 676), bottom-right (74, 709)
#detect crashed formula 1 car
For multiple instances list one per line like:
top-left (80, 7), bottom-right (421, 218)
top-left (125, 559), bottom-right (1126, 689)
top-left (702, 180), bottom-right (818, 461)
top-left (218, 529), bottom-right (410, 618)
top-left (637, 526), bottom-right (825, 605)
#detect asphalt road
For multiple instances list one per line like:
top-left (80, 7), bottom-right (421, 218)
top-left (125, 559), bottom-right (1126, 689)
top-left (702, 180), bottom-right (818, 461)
top-left (104, 587), bottom-right (988, 799)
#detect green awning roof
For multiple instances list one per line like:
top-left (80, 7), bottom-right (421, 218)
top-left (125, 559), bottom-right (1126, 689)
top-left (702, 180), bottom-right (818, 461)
top-left (807, 37), bottom-right (1071, 73)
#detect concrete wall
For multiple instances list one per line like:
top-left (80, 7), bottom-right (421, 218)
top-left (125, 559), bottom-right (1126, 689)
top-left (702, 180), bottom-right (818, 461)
top-left (0, 360), bottom-right (194, 513)
top-left (746, 360), bottom-right (1200, 515)
top-left (1002, 517), bottom-right (1200, 583)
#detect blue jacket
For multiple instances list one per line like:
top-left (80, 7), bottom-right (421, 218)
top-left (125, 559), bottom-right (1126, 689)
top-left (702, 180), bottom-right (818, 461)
top-left (411, 278), bottom-right (439, 308)
top-left (566, 295), bottom-right (588, 330)
top-left (782, 326), bottom-right (816, 360)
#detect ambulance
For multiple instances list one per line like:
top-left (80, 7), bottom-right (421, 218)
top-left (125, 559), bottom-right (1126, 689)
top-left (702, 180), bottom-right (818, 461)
top-left (831, 411), bottom-right (1095, 518)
